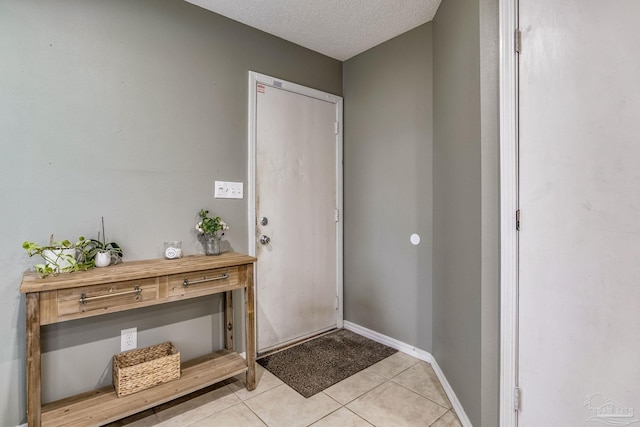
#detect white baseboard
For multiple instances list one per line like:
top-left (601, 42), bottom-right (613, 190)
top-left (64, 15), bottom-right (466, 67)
top-left (429, 354), bottom-right (473, 427)
top-left (344, 321), bottom-right (433, 363)
top-left (343, 321), bottom-right (473, 427)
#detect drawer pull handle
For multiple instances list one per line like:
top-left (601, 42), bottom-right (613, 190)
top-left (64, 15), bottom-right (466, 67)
top-left (183, 273), bottom-right (229, 287)
top-left (79, 286), bottom-right (142, 305)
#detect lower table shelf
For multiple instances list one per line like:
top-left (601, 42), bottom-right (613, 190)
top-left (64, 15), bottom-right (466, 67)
top-left (41, 350), bottom-right (248, 427)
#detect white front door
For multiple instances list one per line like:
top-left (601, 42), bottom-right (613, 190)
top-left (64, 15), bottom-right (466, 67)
top-left (249, 73), bottom-right (343, 354)
top-left (518, 1), bottom-right (640, 425)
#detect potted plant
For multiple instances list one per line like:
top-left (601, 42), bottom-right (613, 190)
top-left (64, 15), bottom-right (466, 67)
top-left (22, 235), bottom-right (91, 277)
top-left (195, 209), bottom-right (229, 255)
top-left (85, 217), bottom-right (123, 267)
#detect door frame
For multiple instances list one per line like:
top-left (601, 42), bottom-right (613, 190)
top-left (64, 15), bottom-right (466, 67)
top-left (499, 0), bottom-right (519, 426)
top-left (247, 71), bottom-right (344, 341)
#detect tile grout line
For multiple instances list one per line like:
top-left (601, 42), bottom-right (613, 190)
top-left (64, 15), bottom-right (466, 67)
top-left (340, 377), bottom-right (447, 427)
top-left (344, 321), bottom-right (472, 427)
top-left (368, 356), bottom-right (452, 411)
top-left (388, 377), bottom-right (452, 411)
top-left (318, 352), bottom-right (446, 424)
top-left (240, 400), bottom-right (270, 427)
top-left (385, 360), bottom-right (452, 410)
top-left (429, 409), bottom-right (458, 427)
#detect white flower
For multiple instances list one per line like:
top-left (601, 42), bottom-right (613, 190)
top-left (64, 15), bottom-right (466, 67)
top-left (195, 209), bottom-right (229, 235)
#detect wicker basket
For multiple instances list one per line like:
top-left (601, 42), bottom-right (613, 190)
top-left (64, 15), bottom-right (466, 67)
top-left (113, 342), bottom-right (180, 397)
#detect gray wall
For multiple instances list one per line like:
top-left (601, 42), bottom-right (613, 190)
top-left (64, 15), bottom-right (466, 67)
top-left (433, 0), bottom-right (499, 426)
top-left (343, 24), bottom-right (434, 351)
top-left (1, 0), bottom-right (502, 424)
top-left (479, 1), bottom-right (500, 426)
top-left (433, 0), bottom-right (482, 419)
top-left (0, 0), bottom-right (341, 424)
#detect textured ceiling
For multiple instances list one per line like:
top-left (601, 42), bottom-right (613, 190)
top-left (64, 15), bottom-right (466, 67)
top-left (184, 0), bottom-right (442, 61)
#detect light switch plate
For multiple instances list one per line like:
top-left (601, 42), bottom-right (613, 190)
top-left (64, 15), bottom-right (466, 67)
top-left (214, 181), bottom-right (243, 199)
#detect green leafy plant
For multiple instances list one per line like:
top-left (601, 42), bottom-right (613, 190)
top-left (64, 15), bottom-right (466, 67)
top-left (22, 235), bottom-right (91, 277)
top-left (195, 209), bottom-right (229, 237)
top-left (85, 217), bottom-right (123, 266)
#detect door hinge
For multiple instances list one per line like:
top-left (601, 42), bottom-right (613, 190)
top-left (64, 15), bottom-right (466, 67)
top-left (335, 209), bottom-right (340, 222)
top-left (516, 209), bottom-right (521, 231)
top-left (515, 29), bottom-right (522, 54)
top-left (334, 121), bottom-right (340, 135)
top-left (514, 386), bottom-right (521, 411)
top-left (335, 296), bottom-right (340, 310)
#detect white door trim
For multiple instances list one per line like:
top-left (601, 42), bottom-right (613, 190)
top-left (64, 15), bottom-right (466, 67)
top-left (247, 71), bottom-right (344, 332)
top-left (499, 0), bottom-right (519, 426)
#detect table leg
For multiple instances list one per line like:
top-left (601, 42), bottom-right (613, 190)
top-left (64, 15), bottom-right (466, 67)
top-left (244, 265), bottom-right (256, 390)
top-left (224, 291), bottom-right (233, 351)
top-left (26, 292), bottom-right (41, 426)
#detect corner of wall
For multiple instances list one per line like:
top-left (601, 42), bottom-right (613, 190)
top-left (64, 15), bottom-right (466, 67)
top-left (344, 321), bottom-right (474, 427)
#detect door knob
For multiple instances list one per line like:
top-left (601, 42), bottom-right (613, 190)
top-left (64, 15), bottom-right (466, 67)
top-left (259, 235), bottom-right (271, 245)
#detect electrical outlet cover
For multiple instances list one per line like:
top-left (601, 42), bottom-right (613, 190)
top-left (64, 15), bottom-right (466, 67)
top-left (121, 327), bottom-right (137, 352)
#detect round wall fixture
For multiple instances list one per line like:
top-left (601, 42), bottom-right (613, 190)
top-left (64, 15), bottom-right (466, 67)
top-left (410, 233), bottom-right (420, 245)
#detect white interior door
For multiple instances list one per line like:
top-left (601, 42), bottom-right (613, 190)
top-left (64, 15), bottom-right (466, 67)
top-left (518, 1), bottom-right (640, 425)
top-left (249, 73), bottom-right (343, 354)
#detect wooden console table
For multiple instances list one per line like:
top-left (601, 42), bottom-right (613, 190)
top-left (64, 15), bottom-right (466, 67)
top-left (20, 253), bottom-right (256, 426)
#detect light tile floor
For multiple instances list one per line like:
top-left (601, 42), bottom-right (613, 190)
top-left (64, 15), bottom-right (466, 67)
top-left (108, 351), bottom-right (463, 427)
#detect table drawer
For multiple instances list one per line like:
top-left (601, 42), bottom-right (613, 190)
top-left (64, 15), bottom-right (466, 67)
top-left (168, 266), bottom-right (240, 298)
top-left (57, 278), bottom-right (160, 318)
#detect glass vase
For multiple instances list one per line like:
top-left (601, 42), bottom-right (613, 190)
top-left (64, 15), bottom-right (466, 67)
top-left (205, 235), bottom-right (221, 256)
